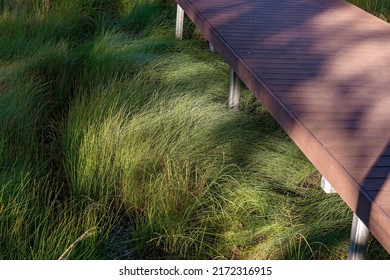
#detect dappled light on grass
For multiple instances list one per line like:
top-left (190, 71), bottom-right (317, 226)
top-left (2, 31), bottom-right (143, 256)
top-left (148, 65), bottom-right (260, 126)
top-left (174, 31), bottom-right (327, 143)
top-left (1, 0), bottom-right (389, 260)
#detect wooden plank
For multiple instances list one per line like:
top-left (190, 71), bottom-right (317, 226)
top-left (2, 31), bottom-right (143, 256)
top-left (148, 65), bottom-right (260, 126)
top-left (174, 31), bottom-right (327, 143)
top-left (362, 179), bottom-right (390, 191)
top-left (346, 167), bottom-right (389, 180)
top-left (336, 156), bottom-right (390, 168)
top-left (379, 204), bottom-right (390, 218)
top-left (319, 137), bottom-right (389, 147)
top-left (293, 109), bottom-right (389, 119)
top-left (327, 146), bottom-right (390, 157)
top-left (282, 97), bottom-right (386, 105)
top-left (367, 191), bottom-right (390, 205)
top-left (298, 119), bottom-right (390, 129)
top-left (311, 130), bottom-right (390, 140)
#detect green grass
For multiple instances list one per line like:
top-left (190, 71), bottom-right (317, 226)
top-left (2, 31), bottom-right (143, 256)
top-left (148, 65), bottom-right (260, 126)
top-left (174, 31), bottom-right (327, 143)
top-left (0, 0), bottom-right (389, 260)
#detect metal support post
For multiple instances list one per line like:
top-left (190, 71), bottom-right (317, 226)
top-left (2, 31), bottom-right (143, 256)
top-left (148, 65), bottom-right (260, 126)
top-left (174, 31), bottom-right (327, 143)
top-left (319, 176), bottom-right (369, 259)
top-left (320, 176), bottom-right (337, 194)
top-left (175, 4), bottom-right (184, 39)
top-left (348, 213), bottom-right (370, 260)
top-left (209, 42), bottom-right (215, 52)
top-left (229, 69), bottom-right (241, 109)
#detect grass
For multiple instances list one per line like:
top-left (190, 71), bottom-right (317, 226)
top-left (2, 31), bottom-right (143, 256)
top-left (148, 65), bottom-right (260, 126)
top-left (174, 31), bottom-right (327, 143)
top-left (0, 0), bottom-right (389, 260)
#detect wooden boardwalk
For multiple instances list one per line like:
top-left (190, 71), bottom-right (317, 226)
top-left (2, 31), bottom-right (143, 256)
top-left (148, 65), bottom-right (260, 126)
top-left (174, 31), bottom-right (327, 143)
top-left (176, 0), bottom-right (390, 255)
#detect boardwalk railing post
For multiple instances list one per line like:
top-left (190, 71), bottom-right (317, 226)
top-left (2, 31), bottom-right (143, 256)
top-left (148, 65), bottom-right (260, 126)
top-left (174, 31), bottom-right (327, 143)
top-left (229, 69), bottom-right (240, 109)
top-left (175, 4), bottom-right (184, 39)
top-left (348, 214), bottom-right (370, 260)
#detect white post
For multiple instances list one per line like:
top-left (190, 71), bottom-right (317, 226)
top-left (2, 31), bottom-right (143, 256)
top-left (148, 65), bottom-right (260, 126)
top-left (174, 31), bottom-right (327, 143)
top-left (209, 42), bottom-right (215, 52)
top-left (348, 213), bottom-right (370, 260)
top-left (175, 4), bottom-right (184, 39)
top-left (229, 69), bottom-right (240, 109)
top-left (320, 176), bottom-right (337, 194)
top-left (320, 177), bottom-right (369, 259)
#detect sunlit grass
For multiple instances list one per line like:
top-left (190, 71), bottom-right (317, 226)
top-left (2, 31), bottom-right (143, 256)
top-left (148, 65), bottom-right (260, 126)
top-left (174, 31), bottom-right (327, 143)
top-left (0, 0), bottom-right (389, 260)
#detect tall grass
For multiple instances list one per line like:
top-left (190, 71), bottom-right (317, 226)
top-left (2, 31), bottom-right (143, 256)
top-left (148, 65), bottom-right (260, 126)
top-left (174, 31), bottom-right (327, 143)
top-left (59, 26), bottom-right (356, 258)
top-left (0, 0), bottom-right (389, 260)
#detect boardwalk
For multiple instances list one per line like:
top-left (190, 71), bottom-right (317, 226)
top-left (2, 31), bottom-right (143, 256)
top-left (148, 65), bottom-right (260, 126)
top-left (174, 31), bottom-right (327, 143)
top-left (176, 0), bottom-right (390, 256)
